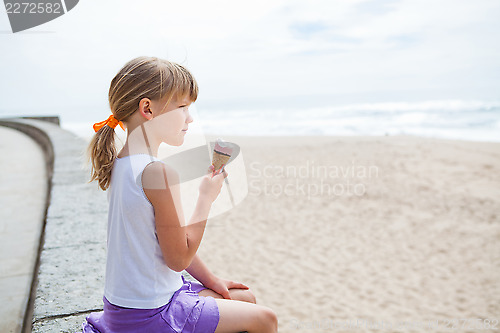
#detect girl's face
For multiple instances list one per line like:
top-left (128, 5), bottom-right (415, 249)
top-left (149, 95), bottom-right (194, 146)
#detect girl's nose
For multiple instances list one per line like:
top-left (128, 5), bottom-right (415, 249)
top-left (186, 112), bottom-right (194, 123)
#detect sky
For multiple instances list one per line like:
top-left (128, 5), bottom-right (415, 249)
top-left (1, 0), bottom-right (499, 126)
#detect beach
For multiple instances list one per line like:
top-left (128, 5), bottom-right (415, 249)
top-left (4, 119), bottom-right (499, 332)
top-left (2, 0), bottom-right (499, 331)
top-left (197, 135), bottom-right (500, 332)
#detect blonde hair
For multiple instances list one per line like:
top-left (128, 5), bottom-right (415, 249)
top-left (87, 56), bottom-right (198, 190)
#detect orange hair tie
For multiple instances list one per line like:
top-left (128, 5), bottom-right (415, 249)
top-left (93, 114), bottom-right (125, 132)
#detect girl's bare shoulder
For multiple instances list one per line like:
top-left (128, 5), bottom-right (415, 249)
top-left (142, 161), bottom-right (180, 190)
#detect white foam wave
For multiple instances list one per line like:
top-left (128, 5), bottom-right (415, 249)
top-left (57, 100), bottom-right (500, 142)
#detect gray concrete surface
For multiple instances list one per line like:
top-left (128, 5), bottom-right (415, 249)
top-left (28, 119), bottom-right (107, 333)
top-left (0, 118), bottom-right (107, 333)
top-left (0, 126), bottom-right (47, 333)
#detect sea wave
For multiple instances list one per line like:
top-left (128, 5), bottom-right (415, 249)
top-left (196, 100), bottom-right (500, 141)
top-left (54, 99), bottom-right (500, 142)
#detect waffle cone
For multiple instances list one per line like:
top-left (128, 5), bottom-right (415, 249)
top-left (212, 151), bottom-right (231, 170)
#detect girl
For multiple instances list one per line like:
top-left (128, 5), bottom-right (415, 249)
top-left (82, 57), bottom-right (278, 333)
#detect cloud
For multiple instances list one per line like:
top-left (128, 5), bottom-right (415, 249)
top-left (0, 0), bottom-right (499, 118)
top-left (354, 0), bottom-right (400, 16)
top-left (289, 21), bottom-right (328, 40)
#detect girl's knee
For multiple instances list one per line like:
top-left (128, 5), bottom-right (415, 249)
top-left (242, 289), bottom-right (257, 304)
top-left (214, 299), bottom-right (277, 333)
top-left (247, 290), bottom-right (257, 304)
top-left (257, 307), bottom-right (278, 332)
top-left (230, 288), bottom-right (257, 304)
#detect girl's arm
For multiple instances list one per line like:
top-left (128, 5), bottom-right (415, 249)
top-left (186, 253), bottom-right (216, 286)
top-left (143, 161), bottom-right (225, 272)
top-left (187, 253), bottom-right (250, 300)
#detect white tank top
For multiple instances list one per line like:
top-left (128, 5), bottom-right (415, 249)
top-left (104, 154), bottom-right (183, 309)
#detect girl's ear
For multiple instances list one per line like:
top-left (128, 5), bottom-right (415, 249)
top-left (139, 98), bottom-right (153, 120)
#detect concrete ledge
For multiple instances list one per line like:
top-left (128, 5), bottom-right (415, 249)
top-left (0, 118), bottom-right (54, 181)
top-left (1, 117), bottom-right (107, 333)
top-left (0, 118), bottom-right (55, 333)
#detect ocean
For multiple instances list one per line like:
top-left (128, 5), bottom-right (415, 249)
top-left (194, 100), bottom-right (500, 141)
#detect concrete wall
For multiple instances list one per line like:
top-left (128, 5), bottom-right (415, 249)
top-left (0, 118), bottom-right (107, 333)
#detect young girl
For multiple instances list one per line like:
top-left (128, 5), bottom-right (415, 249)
top-left (81, 57), bottom-right (278, 333)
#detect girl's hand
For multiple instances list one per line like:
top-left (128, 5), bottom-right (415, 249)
top-left (199, 166), bottom-right (228, 203)
top-left (206, 277), bottom-right (249, 300)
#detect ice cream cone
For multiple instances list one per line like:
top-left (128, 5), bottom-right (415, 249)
top-left (212, 151), bottom-right (231, 171)
top-left (211, 138), bottom-right (236, 206)
top-left (212, 138), bottom-right (233, 173)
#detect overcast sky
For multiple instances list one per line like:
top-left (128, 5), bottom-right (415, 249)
top-left (1, 0), bottom-right (499, 122)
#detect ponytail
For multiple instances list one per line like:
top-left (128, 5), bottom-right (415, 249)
top-left (87, 123), bottom-right (118, 191)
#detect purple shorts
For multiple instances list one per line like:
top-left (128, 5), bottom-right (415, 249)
top-left (81, 276), bottom-right (219, 333)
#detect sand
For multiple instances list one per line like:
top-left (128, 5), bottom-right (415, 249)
top-left (195, 135), bottom-right (500, 332)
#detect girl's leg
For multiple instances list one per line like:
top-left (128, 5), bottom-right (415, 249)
top-left (198, 288), bottom-right (256, 304)
top-left (213, 298), bottom-right (278, 333)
